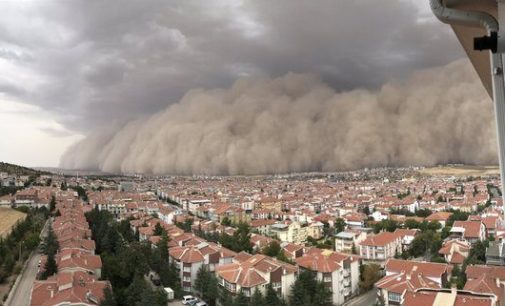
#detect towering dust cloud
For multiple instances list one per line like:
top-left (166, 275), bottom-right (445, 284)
top-left (60, 59), bottom-right (497, 175)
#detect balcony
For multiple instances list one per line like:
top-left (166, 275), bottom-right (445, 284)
top-left (343, 270), bottom-right (350, 277)
top-left (343, 280), bottom-right (350, 287)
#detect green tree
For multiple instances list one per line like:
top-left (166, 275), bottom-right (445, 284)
top-left (334, 218), bottom-right (346, 234)
top-left (42, 227), bottom-right (59, 256)
top-left (289, 270), bottom-right (329, 306)
top-left (99, 287), bottom-right (117, 306)
top-left (195, 265), bottom-right (219, 306)
top-left (49, 195), bottom-right (56, 212)
top-left (234, 290), bottom-right (249, 306)
top-left (262, 241), bottom-right (281, 257)
top-left (126, 273), bottom-right (148, 306)
top-left (221, 217), bottom-right (232, 226)
top-left (154, 222), bottom-right (164, 236)
top-left (41, 252), bottom-right (58, 280)
top-left (250, 289), bottom-right (266, 306)
top-left (312, 282), bottom-right (332, 306)
top-left (359, 264), bottom-right (381, 291)
top-left (265, 284), bottom-right (285, 306)
top-left (219, 287), bottom-right (234, 306)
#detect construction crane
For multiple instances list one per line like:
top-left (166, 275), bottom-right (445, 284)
top-left (430, 0), bottom-right (505, 207)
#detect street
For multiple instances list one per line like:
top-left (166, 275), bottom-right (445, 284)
top-left (343, 288), bottom-right (377, 306)
top-left (5, 252), bottom-right (41, 306)
top-left (5, 219), bottom-right (50, 306)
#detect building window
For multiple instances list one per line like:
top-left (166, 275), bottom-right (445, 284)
top-left (323, 273), bottom-right (332, 282)
top-left (242, 288), bottom-right (251, 297)
top-left (388, 292), bottom-right (401, 303)
top-left (183, 267), bottom-right (191, 272)
top-left (183, 276), bottom-right (191, 282)
top-left (225, 281), bottom-right (236, 292)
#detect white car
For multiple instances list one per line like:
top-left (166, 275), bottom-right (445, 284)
top-left (195, 302), bottom-right (208, 306)
top-left (182, 296), bottom-right (198, 305)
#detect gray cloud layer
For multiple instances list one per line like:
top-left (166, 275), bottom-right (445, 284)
top-left (60, 59), bottom-right (497, 175)
top-left (0, 0), bottom-right (462, 131)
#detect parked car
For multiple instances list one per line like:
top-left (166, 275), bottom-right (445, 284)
top-left (188, 300), bottom-right (201, 306)
top-left (182, 296), bottom-right (198, 305)
top-left (195, 302), bottom-right (208, 306)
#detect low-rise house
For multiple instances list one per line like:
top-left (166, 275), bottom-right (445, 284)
top-left (250, 219), bottom-right (276, 235)
top-left (55, 249), bottom-right (103, 278)
top-left (487, 240), bottom-right (505, 266)
top-left (464, 265), bottom-right (505, 305)
top-left (281, 242), bottom-right (304, 260)
top-left (343, 213), bottom-right (366, 229)
top-left (393, 229), bottom-right (419, 252)
top-left (483, 216), bottom-right (500, 238)
top-left (270, 221), bottom-right (307, 244)
top-left (30, 271), bottom-right (110, 306)
top-left (359, 232), bottom-right (402, 265)
top-left (169, 241), bottom-right (236, 292)
top-left (425, 211), bottom-right (453, 228)
top-left (376, 259), bottom-right (450, 306)
top-left (296, 248), bottom-right (360, 305)
top-left (335, 230), bottom-right (367, 253)
top-left (403, 288), bottom-right (497, 306)
top-left (216, 254), bottom-right (297, 299)
top-left (450, 220), bottom-right (486, 243)
top-left (438, 239), bottom-right (471, 265)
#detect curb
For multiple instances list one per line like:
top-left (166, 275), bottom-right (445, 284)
top-left (4, 219), bottom-right (48, 306)
top-left (4, 251), bottom-right (35, 306)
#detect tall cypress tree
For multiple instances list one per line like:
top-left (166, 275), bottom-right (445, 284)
top-left (41, 252), bottom-right (58, 280)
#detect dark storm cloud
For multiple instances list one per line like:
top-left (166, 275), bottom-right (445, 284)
top-left (0, 0), bottom-right (462, 131)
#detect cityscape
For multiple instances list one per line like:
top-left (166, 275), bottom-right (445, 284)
top-left (0, 164), bottom-right (504, 306)
top-left (1, 1), bottom-right (505, 306)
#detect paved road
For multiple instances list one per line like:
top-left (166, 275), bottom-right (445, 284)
top-left (344, 288), bottom-right (377, 306)
top-left (6, 219), bottom-right (50, 306)
top-left (6, 252), bottom-right (41, 306)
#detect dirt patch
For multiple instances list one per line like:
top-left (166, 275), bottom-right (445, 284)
top-left (420, 165), bottom-right (500, 177)
top-left (0, 208), bottom-right (26, 237)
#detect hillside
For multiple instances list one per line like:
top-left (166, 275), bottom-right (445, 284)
top-left (0, 162), bottom-right (49, 176)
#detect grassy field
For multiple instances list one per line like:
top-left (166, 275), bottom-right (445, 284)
top-left (0, 208), bottom-right (26, 237)
top-left (420, 165), bottom-right (500, 177)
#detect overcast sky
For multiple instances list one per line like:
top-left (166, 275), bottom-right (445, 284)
top-left (0, 0), bottom-right (464, 167)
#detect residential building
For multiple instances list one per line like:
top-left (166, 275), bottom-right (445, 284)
top-left (465, 265), bottom-right (505, 305)
top-left (487, 240), bottom-right (505, 266)
top-left (30, 271), bottom-right (110, 306)
top-left (296, 248), bottom-right (360, 305)
top-left (169, 241), bottom-right (236, 292)
top-left (270, 221), bottom-right (307, 244)
top-left (215, 254), bottom-right (297, 299)
top-left (376, 259), bottom-right (450, 306)
top-left (403, 288), bottom-right (497, 306)
top-left (425, 212), bottom-right (453, 228)
top-left (335, 230), bottom-right (367, 253)
top-left (359, 232), bottom-right (402, 265)
top-left (450, 220), bottom-right (486, 243)
top-left (438, 239), bottom-right (471, 265)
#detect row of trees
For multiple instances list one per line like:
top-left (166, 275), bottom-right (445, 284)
top-left (0, 207), bottom-right (48, 284)
top-left (40, 226), bottom-right (59, 280)
top-left (85, 208), bottom-right (171, 306)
